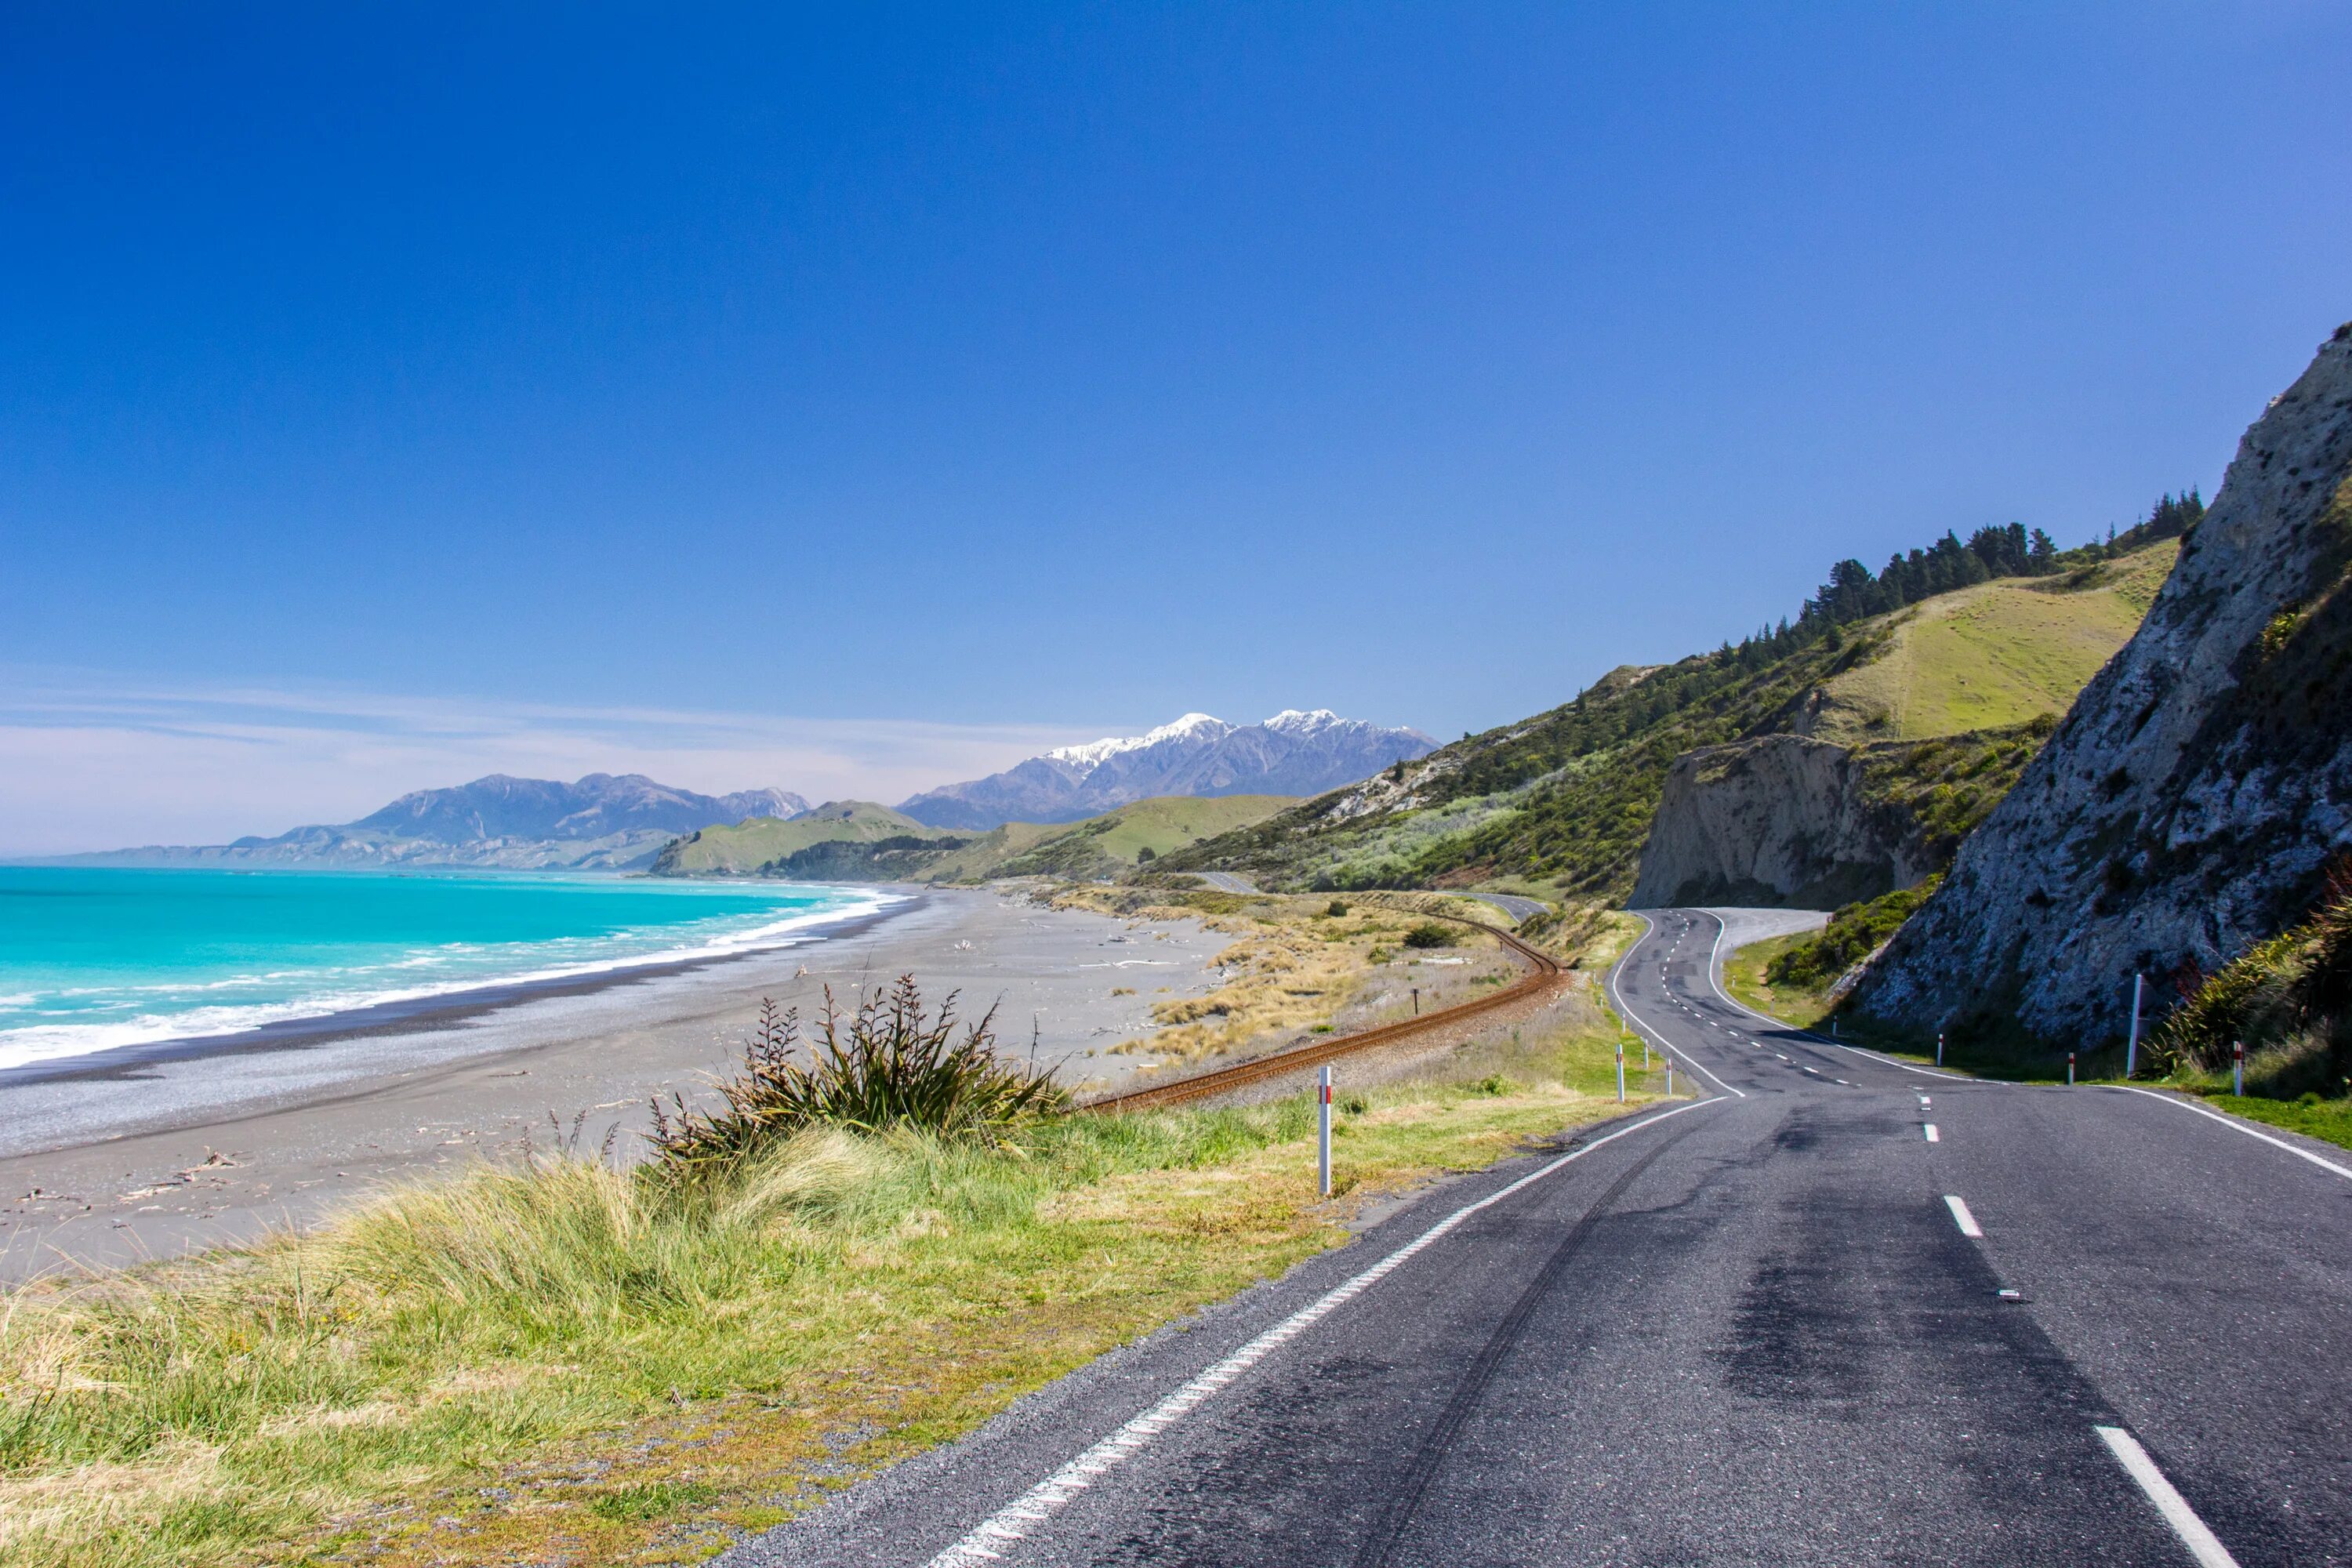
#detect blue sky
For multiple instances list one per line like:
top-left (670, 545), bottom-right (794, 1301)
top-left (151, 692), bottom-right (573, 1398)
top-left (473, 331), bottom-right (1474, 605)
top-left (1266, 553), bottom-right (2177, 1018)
top-left (3, 4), bottom-right (2348, 851)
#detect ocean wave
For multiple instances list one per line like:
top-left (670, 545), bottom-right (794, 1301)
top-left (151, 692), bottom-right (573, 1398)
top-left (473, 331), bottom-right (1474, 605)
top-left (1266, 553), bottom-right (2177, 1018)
top-left (0, 890), bottom-right (897, 1075)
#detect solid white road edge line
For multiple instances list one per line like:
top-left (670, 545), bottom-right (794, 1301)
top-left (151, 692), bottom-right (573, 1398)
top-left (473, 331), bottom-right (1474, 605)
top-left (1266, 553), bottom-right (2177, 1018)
top-left (1607, 915), bottom-right (1748, 1101)
top-left (922, 1095), bottom-right (1725, 1568)
top-left (2102, 1084), bottom-right (2352, 1183)
top-left (1697, 912), bottom-right (1976, 1082)
top-left (2095, 1425), bottom-right (2243, 1568)
top-left (1944, 1194), bottom-right (1983, 1237)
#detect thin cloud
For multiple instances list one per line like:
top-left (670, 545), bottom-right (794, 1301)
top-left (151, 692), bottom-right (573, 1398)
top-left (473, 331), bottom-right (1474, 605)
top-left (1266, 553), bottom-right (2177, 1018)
top-left (0, 666), bottom-right (1116, 856)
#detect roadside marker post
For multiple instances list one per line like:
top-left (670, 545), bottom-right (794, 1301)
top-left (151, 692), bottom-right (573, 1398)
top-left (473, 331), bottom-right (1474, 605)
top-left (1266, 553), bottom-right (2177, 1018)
top-left (2125, 973), bottom-right (2143, 1080)
top-left (1317, 1066), bottom-right (1333, 1197)
top-left (2234, 1041), bottom-right (2245, 1098)
top-left (1937, 1032), bottom-right (1944, 1067)
top-left (2068, 1051), bottom-right (2076, 1087)
top-left (1665, 1060), bottom-right (1674, 1097)
top-left (1616, 1040), bottom-right (1626, 1104)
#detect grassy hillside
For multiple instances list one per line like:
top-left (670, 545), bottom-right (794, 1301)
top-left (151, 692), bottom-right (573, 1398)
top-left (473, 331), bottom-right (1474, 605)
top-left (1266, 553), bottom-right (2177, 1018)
top-left (1806, 543), bottom-right (2174, 740)
top-left (1164, 541), bottom-right (2176, 902)
top-left (651, 797), bottom-right (1297, 884)
top-left (989, 795), bottom-right (1295, 882)
top-left (649, 801), bottom-right (949, 876)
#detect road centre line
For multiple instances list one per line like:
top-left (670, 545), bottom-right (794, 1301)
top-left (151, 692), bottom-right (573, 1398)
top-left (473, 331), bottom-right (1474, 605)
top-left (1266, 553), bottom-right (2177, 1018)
top-left (923, 1097), bottom-right (1724, 1568)
top-left (1606, 918), bottom-right (1746, 1101)
top-left (1945, 1195), bottom-right (1983, 1237)
top-left (2100, 1084), bottom-right (2352, 1182)
top-left (1696, 913), bottom-right (1975, 1081)
top-left (1924, 1124), bottom-right (1939, 1142)
top-left (2095, 1425), bottom-right (2243, 1568)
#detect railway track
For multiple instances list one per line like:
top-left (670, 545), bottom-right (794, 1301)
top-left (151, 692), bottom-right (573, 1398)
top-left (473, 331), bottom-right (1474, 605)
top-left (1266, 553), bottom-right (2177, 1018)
top-left (1084, 910), bottom-right (1567, 1112)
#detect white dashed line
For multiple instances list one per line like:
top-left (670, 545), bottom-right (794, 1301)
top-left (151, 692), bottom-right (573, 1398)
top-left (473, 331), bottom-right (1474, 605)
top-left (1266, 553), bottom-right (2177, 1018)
top-left (1924, 1124), bottom-right (1940, 1143)
top-left (1944, 1195), bottom-right (1983, 1237)
top-left (2096, 1425), bottom-right (2242, 1567)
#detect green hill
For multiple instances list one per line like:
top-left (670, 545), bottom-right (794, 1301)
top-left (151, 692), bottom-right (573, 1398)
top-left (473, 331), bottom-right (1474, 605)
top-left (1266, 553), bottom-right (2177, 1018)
top-left (985, 795), bottom-right (1296, 882)
top-left (648, 801), bottom-right (949, 877)
top-left (1162, 533), bottom-right (2183, 903)
top-left (1803, 543), bottom-right (2175, 741)
top-left (648, 795), bottom-right (1298, 883)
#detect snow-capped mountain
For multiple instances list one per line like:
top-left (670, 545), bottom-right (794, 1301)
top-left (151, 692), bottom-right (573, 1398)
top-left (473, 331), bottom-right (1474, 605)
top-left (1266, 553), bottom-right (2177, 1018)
top-left (70, 774), bottom-right (811, 871)
top-left (898, 711), bottom-right (1436, 829)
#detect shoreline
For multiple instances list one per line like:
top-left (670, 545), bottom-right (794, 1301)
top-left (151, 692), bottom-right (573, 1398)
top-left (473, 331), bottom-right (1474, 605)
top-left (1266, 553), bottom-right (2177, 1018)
top-left (0, 889), bottom-right (909, 1091)
top-left (0, 886), bottom-right (1235, 1279)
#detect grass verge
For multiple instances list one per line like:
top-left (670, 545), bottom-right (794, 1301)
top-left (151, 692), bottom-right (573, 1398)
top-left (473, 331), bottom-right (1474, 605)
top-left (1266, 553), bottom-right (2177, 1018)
top-left (1718, 932), bottom-right (1836, 1031)
top-left (1, 1002), bottom-right (1651, 1568)
top-left (2145, 1076), bottom-right (2352, 1156)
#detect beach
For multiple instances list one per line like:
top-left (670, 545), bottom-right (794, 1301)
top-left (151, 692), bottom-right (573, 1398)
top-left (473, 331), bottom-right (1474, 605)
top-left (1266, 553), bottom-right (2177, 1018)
top-left (0, 886), bottom-right (1231, 1280)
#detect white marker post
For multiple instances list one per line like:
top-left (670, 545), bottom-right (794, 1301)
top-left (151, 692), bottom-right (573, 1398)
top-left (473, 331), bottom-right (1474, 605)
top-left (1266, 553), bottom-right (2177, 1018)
top-left (2234, 1040), bottom-right (2245, 1098)
top-left (2125, 973), bottom-right (2144, 1080)
top-left (2068, 1051), bottom-right (2076, 1087)
top-left (1317, 1065), bottom-right (1334, 1197)
top-left (1937, 1032), bottom-right (1944, 1068)
top-left (1616, 1040), bottom-right (1626, 1104)
top-left (1666, 1060), bottom-right (1674, 1097)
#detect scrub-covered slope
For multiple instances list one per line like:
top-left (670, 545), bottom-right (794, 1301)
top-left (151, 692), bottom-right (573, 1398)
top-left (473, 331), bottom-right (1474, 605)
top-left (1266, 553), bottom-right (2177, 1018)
top-left (1853, 326), bottom-right (2352, 1043)
top-left (1167, 535), bottom-right (2174, 902)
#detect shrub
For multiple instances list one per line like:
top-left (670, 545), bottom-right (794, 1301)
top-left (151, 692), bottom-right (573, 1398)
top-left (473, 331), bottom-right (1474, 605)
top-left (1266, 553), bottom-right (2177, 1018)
top-left (1403, 921), bottom-right (1456, 949)
top-left (1325, 899), bottom-right (1349, 917)
top-left (1136, 846), bottom-right (1156, 862)
top-left (1769, 876), bottom-right (1941, 990)
top-left (2154, 858), bottom-right (2352, 1087)
top-left (648, 978), bottom-right (1068, 1175)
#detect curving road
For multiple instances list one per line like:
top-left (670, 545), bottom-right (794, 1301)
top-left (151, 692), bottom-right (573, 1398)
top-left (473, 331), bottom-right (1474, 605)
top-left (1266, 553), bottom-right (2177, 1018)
top-left (725, 909), bottom-right (2352, 1568)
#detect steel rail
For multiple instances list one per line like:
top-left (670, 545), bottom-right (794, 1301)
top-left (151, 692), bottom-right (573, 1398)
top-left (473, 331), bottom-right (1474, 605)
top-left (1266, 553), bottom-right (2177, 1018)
top-left (1084, 909), bottom-right (1566, 1112)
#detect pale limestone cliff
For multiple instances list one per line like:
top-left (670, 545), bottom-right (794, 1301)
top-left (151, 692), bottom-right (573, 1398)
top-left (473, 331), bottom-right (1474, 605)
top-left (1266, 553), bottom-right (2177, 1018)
top-left (1852, 325), bottom-right (2352, 1041)
top-left (1629, 735), bottom-right (1940, 909)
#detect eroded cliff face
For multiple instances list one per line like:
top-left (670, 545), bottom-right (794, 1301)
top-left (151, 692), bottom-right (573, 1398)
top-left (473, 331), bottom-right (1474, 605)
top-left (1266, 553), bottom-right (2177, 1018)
top-left (1851, 326), bottom-right (2352, 1042)
top-left (1630, 735), bottom-right (1939, 909)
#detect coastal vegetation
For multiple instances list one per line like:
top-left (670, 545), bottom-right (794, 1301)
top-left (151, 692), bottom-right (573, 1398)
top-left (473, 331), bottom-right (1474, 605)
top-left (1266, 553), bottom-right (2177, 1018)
top-left (647, 981), bottom-right (1070, 1172)
top-left (2151, 860), bottom-right (2352, 1104)
top-left (0, 970), bottom-right (1648, 1568)
top-left (1044, 885), bottom-right (1517, 1076)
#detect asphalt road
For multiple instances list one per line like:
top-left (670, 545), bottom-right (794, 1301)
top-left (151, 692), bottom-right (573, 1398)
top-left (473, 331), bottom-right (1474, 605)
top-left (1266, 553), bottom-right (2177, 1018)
top-left (724, 909), bottom-right (2352, 1567)
top-left (1454, 890), bottom-right (1550, 922)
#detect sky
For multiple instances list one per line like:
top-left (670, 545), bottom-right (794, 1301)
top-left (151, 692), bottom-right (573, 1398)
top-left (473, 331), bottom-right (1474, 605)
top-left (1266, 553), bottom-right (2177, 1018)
top-left (3, 3), bottom-right (2349, 853)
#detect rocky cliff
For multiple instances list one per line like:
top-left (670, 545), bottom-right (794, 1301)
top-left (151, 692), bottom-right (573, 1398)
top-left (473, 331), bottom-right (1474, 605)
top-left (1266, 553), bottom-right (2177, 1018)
top-left (1628, 724), bottom-right (2043, 909)
top-left (1630, 736), bottom-right (1934, 909)
top-left (1852, 325), bottom-right (2352, 1042)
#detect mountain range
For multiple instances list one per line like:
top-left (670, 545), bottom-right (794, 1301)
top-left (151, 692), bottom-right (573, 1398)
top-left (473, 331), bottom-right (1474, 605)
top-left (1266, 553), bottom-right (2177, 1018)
top-left (895, 710), bottom-right (1436, 829)
top-left (70, 774), bottom-right (810, 872)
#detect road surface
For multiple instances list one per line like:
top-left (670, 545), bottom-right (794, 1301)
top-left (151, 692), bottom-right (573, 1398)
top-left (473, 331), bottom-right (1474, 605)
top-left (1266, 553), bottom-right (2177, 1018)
top-left (725, 908), bottom-right (2352, 1567)
top-left (1454, 890), bottom-right (1550, 922)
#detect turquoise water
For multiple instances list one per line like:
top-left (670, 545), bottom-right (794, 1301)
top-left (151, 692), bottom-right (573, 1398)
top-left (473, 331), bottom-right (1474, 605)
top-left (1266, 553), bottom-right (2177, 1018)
top-left (0, 867), bottom-right (880, 1072)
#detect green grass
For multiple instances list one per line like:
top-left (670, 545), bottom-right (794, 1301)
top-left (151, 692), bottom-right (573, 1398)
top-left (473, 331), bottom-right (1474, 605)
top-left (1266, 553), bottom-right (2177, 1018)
top-left (1719, 931), bottom-right (1838, 1030)
top-left (993, 796), bottom-right (1298, 882)
top-left (652, 800), bottom-right (949, 875)
top-left (2169, 1084), bottom-right (2352, 1155)
top-left (1167, 544), bottom-right (2176, 902)
top-left (0, 996), bottom-right (1644, 1568)
top-left (1806, 541), bottom-right (2172, 741)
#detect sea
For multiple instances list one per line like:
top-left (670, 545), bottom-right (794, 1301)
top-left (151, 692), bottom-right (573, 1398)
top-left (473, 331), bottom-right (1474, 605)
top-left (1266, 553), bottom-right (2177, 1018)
top-left (0, 866), bottom-right (884, 1074)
